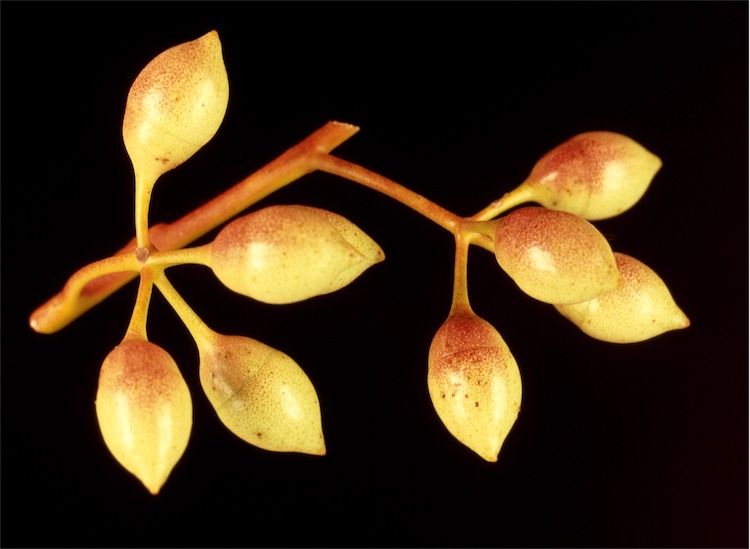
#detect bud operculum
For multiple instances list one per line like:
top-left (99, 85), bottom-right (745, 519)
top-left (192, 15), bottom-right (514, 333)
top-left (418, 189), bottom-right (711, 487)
top-left (493, 206), bottom-right (618, 304)
top-left (122, 30), bottom-right (230, 181)
top-left (522, 131), bottom-right (662, 220)
top-left (555, 253), bottom-right (690, 343)
top-left (428, 310), bottom-right (522, 462)
top-left (95, 338), bottom-right (192, 495)
top-left (209, 205), bottom-right (384, 304)
top-left (198, 334), bottom-right (325, 456)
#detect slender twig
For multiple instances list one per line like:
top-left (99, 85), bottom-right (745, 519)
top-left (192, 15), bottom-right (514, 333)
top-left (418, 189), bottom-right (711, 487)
top-left (470, 184), bottom-right (534, 221)
top-left (313, 153), bottom-right (496, 252)
top-left (125, 268), bottom-right (154, 340)
top-left (30, 122), bottom-right (358, 334)
top-left (312, 153), bottom-right (461, 233)
top-left (153, 270), bottom-right (215, 346)
top-left (29, 121), bottom-right (502, 335)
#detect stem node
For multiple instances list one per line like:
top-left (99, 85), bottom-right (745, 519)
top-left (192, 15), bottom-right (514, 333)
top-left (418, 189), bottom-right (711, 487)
top-left (135, 247), bottom-right (151, 263)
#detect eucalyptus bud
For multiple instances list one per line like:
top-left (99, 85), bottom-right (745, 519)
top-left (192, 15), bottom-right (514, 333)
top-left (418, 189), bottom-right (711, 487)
top-left (555, 253), bottom-right (690, 343)
top-left (209, 205), bottom-right (384, 304)
top-left (493, 206), bottom-right (618, 304)
top-left (199, 333), bottom-right (325, 455)
top-left (122, 31), bottom-right (229, 182)
top-left (95, 338), bottom-right (192, 494)
top-left (519, 131), bottom-right (662, 220)
top-left (428, 308), bottom-right (522, 462)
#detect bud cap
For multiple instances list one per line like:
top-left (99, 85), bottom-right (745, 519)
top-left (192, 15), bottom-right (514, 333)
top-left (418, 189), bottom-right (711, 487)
top-left (122, 31), bottom-right (229, 181)
top-left (199, 334), bottom-right (325, 456)
top-left (494, 206), bottom-right (618, 304)
top-left (95, 339), bottom-right (192, 494)
top-left (209, 205), bottom-right (384, 304)
top-left (428, 310), bottom-right (522, 462)
top-left (555, 253), bottom-right (690, 343)
top-left (523, 131), bottom-right (662, 220)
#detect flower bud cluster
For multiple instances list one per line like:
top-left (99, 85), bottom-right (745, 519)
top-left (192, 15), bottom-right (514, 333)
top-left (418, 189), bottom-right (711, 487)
top-left (37, 31), bottom-right (689, 493)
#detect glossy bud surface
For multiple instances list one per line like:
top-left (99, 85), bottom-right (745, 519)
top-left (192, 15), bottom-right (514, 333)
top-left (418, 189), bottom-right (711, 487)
top-left (555, 253), bottom-right (690, 342)
top-left (521, 131), bottom-right (662, 220)
top-left (199, 334), bottom-right (325, 455)
top-left (494, 206), bottom-right (618, 304)
top-left (428, 309), bottom-right (522, 462)
top-left (209, 205), bottom-right (384, 304)
top-left (95, 338), bottom-right (192, 494)
top-left (122, 31), bottom-right (229, 181)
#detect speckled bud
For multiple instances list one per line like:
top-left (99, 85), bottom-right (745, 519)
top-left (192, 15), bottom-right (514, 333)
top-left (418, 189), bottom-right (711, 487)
top-left (199, 334), bottom-right (325, 455)
top-left (493, 206), bottom-right (618, 304)
top-left (95, 338), bottom-right (192, 495)
top-left (209, 205), bottom-right (384, 304)
top-left (428, 309), bottom-right (522, 462)
top-left (521, 131), bottom-right (662, 220)
top-left (122, 31), bottom-right (229, 181)
top-left (555, 253), bottom-right (690, 343)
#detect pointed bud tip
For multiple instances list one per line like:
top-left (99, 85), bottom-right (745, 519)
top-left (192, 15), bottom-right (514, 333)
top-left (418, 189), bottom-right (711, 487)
top-left (374, 247), bottom-right (386, 264)
top-left (475, 434), bottom-right (506, 462)
top-left (674, 309), bottom-right (691, 329)
top-left (479, 451), bottom-right (499, 463)
top-left (198, 30), bottom-right (223, 52)
top-left (301, 433), bottom-right (326, 456)
top-left (143, 478), bottom-right (164, 496)
top-left (652, 152), bottom-right (663, 172)
top-left (313, 444), bottom-right (327, 457)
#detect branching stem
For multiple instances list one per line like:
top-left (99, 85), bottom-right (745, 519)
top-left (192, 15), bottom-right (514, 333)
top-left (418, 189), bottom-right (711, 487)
top-left (470, 183), bottom-right (535, 221)
top-left (153, 270), bottom-right (214, 346)
top-left (30, 122), bottom-right (357, 333)
top-left (125, 269), bottom-right (154, 340)
top-left (29, 121), bottom-right (506, 334)
top-left (135, 175), bottom-right (156, 248)
top-left (450, 230), bottom-right (473, 314)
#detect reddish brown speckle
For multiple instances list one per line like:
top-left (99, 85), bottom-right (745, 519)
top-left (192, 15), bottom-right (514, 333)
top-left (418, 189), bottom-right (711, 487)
top-left (429, 311), bottom-right (508, 382)
top-left (431, 312), bottom-right (502, 358)
top-left (529, 132), bottom-right (624, 193)
top-left (99, 339), bottom-right (182, 408)
top-left (493, 206), bottom-right (617, 304)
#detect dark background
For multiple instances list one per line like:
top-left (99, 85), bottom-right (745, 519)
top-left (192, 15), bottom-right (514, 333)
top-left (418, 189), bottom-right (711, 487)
top-left (1, 2), bottom-right (747, 547)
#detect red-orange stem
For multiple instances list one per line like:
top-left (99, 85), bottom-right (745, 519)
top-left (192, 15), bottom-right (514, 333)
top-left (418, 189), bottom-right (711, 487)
top-left (30, 122), bottom-right (358, 334)
top-left (30, 121), bottom-right (497, 335)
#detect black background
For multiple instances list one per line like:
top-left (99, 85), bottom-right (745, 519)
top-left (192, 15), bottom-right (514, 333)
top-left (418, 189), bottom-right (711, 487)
top-left (1, 2), bottom-right (747, 548)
